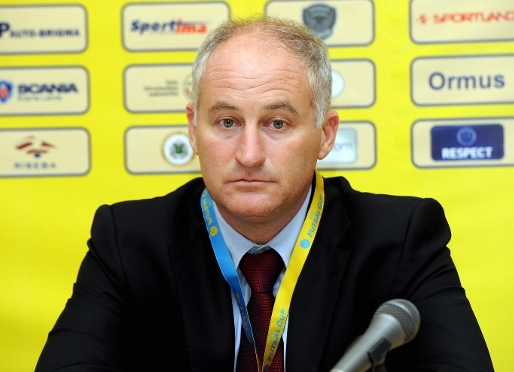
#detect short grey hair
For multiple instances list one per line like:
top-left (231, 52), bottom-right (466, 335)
top-left (191, 15), bottom-right (332, 128)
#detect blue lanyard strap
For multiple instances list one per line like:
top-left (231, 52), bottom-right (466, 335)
top-left (200, 189), bottom-right (257, 351)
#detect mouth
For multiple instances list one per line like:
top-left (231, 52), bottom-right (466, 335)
top-left (230, 178), bottom-right (272, 187)
top-left (233, 178), bottom-right (268, 183)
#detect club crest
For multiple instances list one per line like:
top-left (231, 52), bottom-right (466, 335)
top-left (303, 4), bottom-right (337, 40)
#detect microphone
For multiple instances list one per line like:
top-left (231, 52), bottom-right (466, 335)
top-left (330, 299), bottom-right (420, 372)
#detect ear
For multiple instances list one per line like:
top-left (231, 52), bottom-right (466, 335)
top-left (186, 102), bottom-right (198, 154)
top-left (317, 110), bottom-right (339, 160)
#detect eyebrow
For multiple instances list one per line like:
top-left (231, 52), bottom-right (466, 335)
top-left (207, 100), bottom-right (300, 117)
top-left (263, 101), bottom-right (299, 117)
top-left (208, 102), bottom-right (239, 115)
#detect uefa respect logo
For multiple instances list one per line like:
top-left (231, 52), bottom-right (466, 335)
top-left (431, 124), bottom-right (504, 161)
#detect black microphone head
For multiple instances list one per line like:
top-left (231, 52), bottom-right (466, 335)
top-left (374, 299), bottom-right (420, 343)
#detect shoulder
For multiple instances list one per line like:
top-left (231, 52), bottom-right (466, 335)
top-left (92, 178), bottom-right (206, 245)
top-left (110, 177), bottom-right (205, 213)
top-left (321, 176), bottom-right (449, 244)
top-left (324, 175), bottom-right (445, 220)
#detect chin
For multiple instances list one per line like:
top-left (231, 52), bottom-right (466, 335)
top-left (221, 198), bottom-right (276, 218)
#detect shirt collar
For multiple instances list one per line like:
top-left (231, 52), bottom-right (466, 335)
top-left (213, 185), bottom-right (312, 269)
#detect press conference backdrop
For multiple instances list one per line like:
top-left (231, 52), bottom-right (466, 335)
top-left (0, 0), bottom-right (512, 370)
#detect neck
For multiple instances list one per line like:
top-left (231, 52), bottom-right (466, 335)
top-left (216, 193), bottom-right (309, 245)
top-left (222, 217), bottom-right (288, 245)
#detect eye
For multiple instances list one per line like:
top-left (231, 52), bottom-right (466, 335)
top-left (220, 118), bottom-right (234, 128)
top-left (271, 120), bottom-right (285, 130)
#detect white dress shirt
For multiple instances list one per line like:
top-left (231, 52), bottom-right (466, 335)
top-left (212, 186), bottom-right (312, 372)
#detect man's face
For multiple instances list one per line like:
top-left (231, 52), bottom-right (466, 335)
top-left (187, 31), bottom-right (338, 233)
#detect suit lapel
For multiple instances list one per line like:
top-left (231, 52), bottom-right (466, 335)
top-left (286, 178), bottom-right (351, 372)
top-left (168, 218), bottom-right (235, 371)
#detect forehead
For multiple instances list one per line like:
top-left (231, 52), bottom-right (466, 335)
top-left (198, 31), bottom-right (311, 104)
top-left (215, 29), bottom-right (282, 53)
top-left (209, 31), bottom-right (303, 72)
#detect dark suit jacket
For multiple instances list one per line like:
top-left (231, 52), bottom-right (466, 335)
top-left (36, 176), bottom-right (493, 371)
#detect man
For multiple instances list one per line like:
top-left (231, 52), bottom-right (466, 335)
top-left (37, 16), bottom-right (493, 371)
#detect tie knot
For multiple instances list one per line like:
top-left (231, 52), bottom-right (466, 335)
top-left (239, 249), bottom-right (284, 294)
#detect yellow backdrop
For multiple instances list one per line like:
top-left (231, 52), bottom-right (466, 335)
top-left (0, 0), bottom-right (513, 370)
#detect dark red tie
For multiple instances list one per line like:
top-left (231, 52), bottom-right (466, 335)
top-left (236, 249), bottom-right (285, 372)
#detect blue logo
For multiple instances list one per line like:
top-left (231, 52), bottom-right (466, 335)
top-left (0, 81), bottom-right (13, 103)
top-left (300, 239), bottom-right (311, 249)
top-left (0, 22), bottom-right (10, 37)
top-left (431, 124), bottom-right (504, 161)
top-left (456, 127), bottom-right (477, 146)
top-left (0, 22), bottom-right (79, 39)
top-left (18, 83), bottom-right (78, 94)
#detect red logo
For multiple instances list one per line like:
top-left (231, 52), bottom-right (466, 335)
top-left (417, 14), bottom-right (428, 24)
top-left (0, 81), bottom-right (13, 102)
top-left (15, 136), bottom-right (56, 158)
top-left (417, 10), bottom-right (514, 25)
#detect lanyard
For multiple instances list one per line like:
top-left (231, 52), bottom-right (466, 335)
top-left (200, 170), bottom-right (325, 372)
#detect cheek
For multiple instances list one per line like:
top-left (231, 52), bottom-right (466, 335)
top-left (280, 133), bottom-right (320, 163)
top-left (196, 135), bottom-right (231, 169)
top-left (195, 129), bottom-right (215, 156)
top-left (273, 142), bottom-right (318, 177)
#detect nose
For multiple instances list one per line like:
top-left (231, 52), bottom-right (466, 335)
top-left (234, 124), bottom-right (266, 168)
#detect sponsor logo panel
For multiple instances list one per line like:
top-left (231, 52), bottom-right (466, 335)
top-left (0, 128), bottom-right (90, 177)
top-left (125, 126), bottom-right (200, 174)
top-left (317, 122), bottom-right (376, 170)
top-left (331, 60), bottom-right (375, 108)
top-left (0, 5), bottom-right (87, 54)
top-left (124, 65), bottom-right (192, 113)
top-left (266, 0), bottom-right (374, 46)
top-left (411, 55), bottom-right (514, 106)
top-left (412, 118), bottom-right (514, 168)
top-left (431, 125), bottom-right (503, 161)
top-left (411, 0), bottom-right (514, 44)
top-left (0, 67), bottom-right (89, 116)
top-left (122, 2), bottom-right (229, 51)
